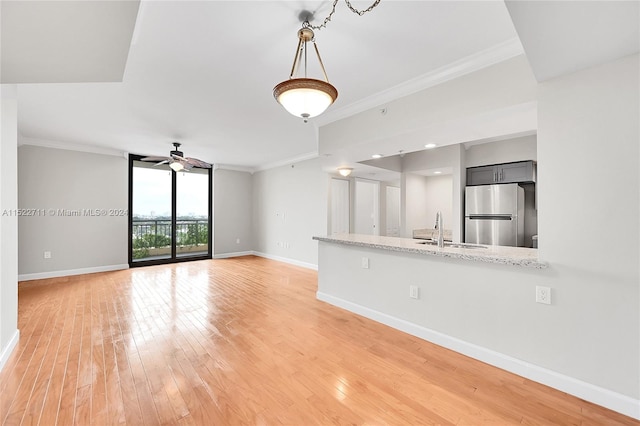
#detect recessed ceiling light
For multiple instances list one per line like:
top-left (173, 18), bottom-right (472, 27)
top-left (434, 171), bottom-right (442, 175)
top-left (424, 143), bottom-right (437, 149)
top-left (371, 154), bottom-right (383, 159)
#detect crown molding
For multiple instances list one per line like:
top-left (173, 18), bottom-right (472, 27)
top-left (18, 136), bottom-right (128, 158)
top-left (315, 38), bottom-right (524, 127)
top-left (253, 151), bottom-right (319, 172)
top-left (213, 164), bottom-right (256, 174)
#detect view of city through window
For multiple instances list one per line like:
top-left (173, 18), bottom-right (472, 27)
top-left (132, 162), bottom-right (210, 262)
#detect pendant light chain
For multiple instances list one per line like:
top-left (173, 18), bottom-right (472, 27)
top-left (304, 0), bottom-right (382, 30)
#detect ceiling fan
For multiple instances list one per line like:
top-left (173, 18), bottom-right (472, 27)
top-left (141, 142), bottom-right (212, 172)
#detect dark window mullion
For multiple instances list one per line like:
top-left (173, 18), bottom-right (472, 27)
top-left (208, 167), bottom-right (213, 257)
top-left (171, 170), bottom-right (177, 260)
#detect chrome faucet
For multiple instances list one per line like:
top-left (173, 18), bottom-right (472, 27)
top-left (434, 211), bottom-right (444, 248)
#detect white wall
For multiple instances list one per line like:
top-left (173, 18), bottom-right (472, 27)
top-left (319, 55), bottom-right (537, 158)
top-left (317, 54), bottom-right (640, 417)
top-left (0, 85), bottom-right (19, 369)
top-left (329, 178), bottom-right (350, 234)
top-left (465, 134), bottom-right (537, 167)
top-left (536, 53), bottom-right (639, 398)
top-left (213, 168), bottom-right (253, 255)
top-left (424, 174), bottom-right (453, 234)
top-left (252, 157), bottom-right (328, 269)
top-left (402, 173), bottom-right (430, 237)
top-left (17, 145), bottom-right (128, 278)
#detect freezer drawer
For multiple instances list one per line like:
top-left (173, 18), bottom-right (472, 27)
top-left (465, 216), bottom-right (519, 246)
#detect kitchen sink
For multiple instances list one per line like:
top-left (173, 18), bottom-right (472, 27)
top-left (446, 243), bottom-right (486, 249)
top-left (415, 240), bottom-right (486, 249)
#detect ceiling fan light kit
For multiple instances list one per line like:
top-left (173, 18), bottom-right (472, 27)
top-left (169, 161), bottom-right (184, 172)
top-left (273, 0), bottom-right (381, 122)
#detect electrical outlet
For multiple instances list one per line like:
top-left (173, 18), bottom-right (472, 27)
top-left (536, 286), bottom-right (551, 304)
top-left (43, 251), bottom-right (51, 259)
top-left (236, 238), bottom-right (240, 244)
top-left (361, 257), bottom-right (369, 269)
top-left (409, 285), bottom-right (419, 299)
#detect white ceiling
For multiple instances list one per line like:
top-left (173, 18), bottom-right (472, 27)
top-left (505, 0), bottom-right (639, 82)
top-left (1, 1), bottom-right (139, 84)
top-left (3, 1), bottom-right (639, 171)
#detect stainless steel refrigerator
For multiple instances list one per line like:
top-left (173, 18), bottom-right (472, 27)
top-left (465, 183), bottom-right (524, 247)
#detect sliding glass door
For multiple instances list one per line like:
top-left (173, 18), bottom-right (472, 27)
top-left (176, 167), bottom-right (210, 258)
top-left (129, 155), bottom-right (212, 266)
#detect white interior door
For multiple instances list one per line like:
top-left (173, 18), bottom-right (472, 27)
top-left (386, 186), bottom-right (400, 237)
top-left (355, 179), bottom-right (379, 236)
top-left (330, 178), bottom-right (350, 234)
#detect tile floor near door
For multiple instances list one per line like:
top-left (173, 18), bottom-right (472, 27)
top-left (1, 256), bottom-right (638, 425)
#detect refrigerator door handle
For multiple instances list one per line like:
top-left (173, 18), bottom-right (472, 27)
top-left (467, 215), bottom-right (513, 220)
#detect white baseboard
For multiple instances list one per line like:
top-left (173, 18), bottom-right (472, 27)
top-left (0, 330), bottom-right (20, 372)
top-left (214, 250), bottom-right (318, 271)
top-left (213, 251), bottom-right (255, 259)
top-left (18, 264), bottom-right (129, 282)
top-left (253, 251), bottom-right (318, 271)
top-left (316, 292), bottom-right (640, 421)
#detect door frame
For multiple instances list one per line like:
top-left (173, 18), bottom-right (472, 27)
top-left (354, 178), bottom-right (380, 236)
top-left (128, 154), bottom-right (213, 267)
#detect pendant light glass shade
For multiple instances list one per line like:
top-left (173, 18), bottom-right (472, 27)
top-left (274, 78), bottom-right (337, 120)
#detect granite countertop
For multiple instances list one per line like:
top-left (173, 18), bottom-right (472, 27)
top-left (313, 234), bottom-right (547, 269)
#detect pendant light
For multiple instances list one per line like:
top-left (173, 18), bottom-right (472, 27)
top-left (273, 0), bottom-right (381, 122)
top-left (273, 25), bottom-right (337, 123)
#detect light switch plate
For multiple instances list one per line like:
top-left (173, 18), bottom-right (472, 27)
top-left (409, 285), bottom-right (419, 299)
top-left (361, 257), bottom-right (369, 269)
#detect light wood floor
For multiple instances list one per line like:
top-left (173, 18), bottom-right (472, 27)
top-left (1, 256), bottom-right (637, 425)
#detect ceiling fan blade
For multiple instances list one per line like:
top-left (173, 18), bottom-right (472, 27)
top-left (141, 156), bottom-right (170, 162)
top-left (146, 144), bottom-right (211, 170)
top-left (185, 157), bottom-right (213, 168)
